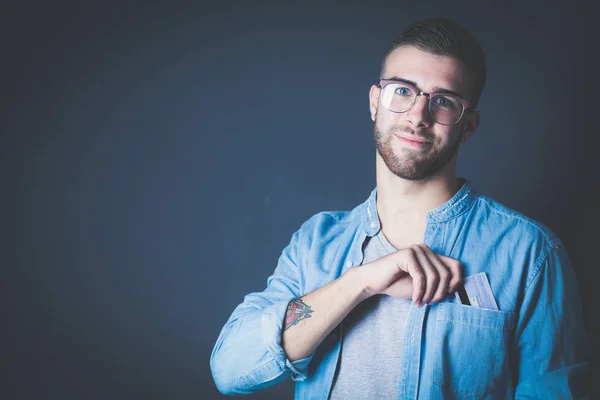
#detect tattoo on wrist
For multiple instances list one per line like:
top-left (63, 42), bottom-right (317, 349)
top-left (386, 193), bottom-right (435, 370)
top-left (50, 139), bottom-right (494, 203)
top-left (284, 298), bottom-right (313, 330)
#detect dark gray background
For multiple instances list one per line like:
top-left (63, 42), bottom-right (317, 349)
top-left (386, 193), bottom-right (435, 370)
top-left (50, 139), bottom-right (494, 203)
top-left (1, 0), bottom-right (596, 399)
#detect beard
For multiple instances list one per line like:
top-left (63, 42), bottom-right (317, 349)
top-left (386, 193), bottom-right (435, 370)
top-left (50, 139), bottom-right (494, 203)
top-left (374, 120), bottom-right (461, 181)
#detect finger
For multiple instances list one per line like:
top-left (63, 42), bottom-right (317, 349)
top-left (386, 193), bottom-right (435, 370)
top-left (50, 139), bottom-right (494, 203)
top-left (438, 255), bottom-right (463, 292)
top-left (414, 245), bottom-right (439, 305)
top-left (427, 252), bottom-right (451, 302)
top-left (402, 248), bottom-right (426, 306)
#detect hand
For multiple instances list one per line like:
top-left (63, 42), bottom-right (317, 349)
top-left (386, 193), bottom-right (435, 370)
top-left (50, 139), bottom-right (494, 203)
top-left (359, 244), bottom-right (463, 307)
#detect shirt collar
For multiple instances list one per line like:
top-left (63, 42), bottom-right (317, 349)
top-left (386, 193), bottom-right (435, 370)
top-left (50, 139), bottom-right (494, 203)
top-left (363, 178), bottom-right (477, 236)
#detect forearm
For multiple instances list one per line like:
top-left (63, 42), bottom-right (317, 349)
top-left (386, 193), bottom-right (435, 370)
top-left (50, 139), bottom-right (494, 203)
top-left (281, 268), bottom-right (369, 361)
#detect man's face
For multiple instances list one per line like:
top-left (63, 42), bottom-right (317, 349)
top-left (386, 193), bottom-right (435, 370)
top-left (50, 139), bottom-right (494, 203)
top-left (369, 45), bottom-right (479, 181)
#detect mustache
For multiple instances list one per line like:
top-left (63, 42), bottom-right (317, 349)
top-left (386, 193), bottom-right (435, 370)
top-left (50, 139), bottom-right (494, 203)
top-left (390, 126), bottom-right (434, 142)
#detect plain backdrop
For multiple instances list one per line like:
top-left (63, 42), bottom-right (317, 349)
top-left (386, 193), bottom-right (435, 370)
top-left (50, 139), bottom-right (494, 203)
top-left (1, 0), bottom-right (596, 399)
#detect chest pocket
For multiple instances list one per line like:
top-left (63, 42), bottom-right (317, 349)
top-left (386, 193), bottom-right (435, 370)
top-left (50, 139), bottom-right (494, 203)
top-left (432, 303), bottom-right (515, 398)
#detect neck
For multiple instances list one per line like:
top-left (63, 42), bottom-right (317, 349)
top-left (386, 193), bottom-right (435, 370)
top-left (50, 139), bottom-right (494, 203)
top-left (375, 152), bottom-right (463, 245)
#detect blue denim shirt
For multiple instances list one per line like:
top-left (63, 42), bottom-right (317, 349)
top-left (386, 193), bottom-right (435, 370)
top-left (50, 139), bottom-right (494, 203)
top-left (211, 180), bottom-right (589, 399)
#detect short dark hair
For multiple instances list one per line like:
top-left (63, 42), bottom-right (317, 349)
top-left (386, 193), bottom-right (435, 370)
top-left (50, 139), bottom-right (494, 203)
top-left (381, 17), bottom-right (486, 108)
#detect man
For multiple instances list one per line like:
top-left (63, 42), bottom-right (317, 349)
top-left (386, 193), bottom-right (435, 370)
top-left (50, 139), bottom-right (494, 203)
top-left (210, 17), bottom-right (589, 399)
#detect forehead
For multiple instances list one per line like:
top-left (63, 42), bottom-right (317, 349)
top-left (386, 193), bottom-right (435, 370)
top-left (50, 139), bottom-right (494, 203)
top-left (383, 45), bottom-right (473, 99)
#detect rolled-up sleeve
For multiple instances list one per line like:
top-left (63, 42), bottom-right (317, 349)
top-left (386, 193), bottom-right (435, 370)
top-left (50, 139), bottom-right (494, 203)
top-left (210, 227), bottom-right (314, 395)
top-left (514, 240), bottom-right (590, 399)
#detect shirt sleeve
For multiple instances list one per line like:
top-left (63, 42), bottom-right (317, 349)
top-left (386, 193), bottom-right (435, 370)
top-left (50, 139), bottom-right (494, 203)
top-left (514, 240), bottom-right (590, 399)
top-left (210, 226), bottom-right (314, 395)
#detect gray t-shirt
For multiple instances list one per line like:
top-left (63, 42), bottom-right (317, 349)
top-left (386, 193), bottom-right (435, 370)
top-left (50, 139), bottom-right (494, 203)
top-left (329, 230), bottom-right (412, 400)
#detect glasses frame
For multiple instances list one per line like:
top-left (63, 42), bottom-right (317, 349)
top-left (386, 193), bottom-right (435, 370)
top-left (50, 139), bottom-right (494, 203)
top-left (377, 78), bottom-right (473, 126)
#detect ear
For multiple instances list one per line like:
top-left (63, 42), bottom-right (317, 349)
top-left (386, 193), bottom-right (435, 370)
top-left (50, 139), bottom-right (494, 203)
top-left (369, 85), bottom-right (380, 121)
top-left (460, 110), bottom-right (480, 143)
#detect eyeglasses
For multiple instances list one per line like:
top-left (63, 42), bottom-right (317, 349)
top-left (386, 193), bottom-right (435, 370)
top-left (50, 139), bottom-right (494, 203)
top-left (377, 79), bottom-right (472, 126)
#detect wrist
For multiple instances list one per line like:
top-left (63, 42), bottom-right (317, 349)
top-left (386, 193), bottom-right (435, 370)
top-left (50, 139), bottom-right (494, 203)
top-left (344, 267), bottom-right (372, 303)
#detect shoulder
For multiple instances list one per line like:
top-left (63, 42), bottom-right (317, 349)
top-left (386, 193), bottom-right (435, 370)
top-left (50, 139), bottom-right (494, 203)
top-left (472, 194), bottom-right (568, 285)
top-left (294, 200), bottom-right (365, 244)
top-left (470, 194), bottom-right (572, 289)
top-left (473, 194), bottom-right (561, 248)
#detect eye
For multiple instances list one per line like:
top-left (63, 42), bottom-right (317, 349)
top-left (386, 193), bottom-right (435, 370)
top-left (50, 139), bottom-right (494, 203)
top-left (395, 86), bottom-right (413, 96)
top-left (435, 96), bottom-right (448, 105)
top-left (433, 96), bottom-right (457, 109)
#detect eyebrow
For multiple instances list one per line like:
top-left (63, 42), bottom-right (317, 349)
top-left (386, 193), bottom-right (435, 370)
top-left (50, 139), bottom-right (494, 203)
top-left (387, 76), bottom-right (466, 99)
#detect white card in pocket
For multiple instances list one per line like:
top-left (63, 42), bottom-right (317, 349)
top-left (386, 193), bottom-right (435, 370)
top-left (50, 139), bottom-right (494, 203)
top-left (455, 272), bottom-right (499, 311)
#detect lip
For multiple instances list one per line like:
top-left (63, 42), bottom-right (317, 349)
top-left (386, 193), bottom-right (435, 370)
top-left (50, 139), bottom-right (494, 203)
top-left (395, 134), bottom-right (431, 148)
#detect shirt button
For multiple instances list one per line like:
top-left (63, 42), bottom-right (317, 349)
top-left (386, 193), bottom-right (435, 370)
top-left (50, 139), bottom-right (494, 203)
top-left (345, 261), bottom-right (353, 268)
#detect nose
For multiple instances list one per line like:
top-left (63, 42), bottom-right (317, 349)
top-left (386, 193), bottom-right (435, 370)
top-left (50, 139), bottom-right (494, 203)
top-left (405, 94), bottom-right (433, 127)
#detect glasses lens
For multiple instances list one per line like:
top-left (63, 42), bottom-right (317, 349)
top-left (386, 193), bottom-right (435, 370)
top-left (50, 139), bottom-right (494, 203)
top-left (429, 94), bottom-right (463, 125)
top-left (381, 83), bottom-right (416, 113)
